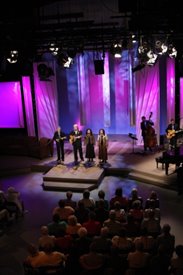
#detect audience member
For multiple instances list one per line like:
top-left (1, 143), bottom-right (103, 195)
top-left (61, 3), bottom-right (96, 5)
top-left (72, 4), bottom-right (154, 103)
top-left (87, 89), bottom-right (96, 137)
top-left (78, 189), bottom-right (95, 210)
top-left (109, 187), bottom-right (128, 211)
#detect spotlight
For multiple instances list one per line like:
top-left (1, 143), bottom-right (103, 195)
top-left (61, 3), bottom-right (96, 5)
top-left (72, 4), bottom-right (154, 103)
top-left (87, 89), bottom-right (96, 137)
top-left (168, 44), bottom-right (177, 58)
top-left (57, 51), bottom-right (74, 68)
top-left (49, 43), bottom-right (59, 56)
top-left (113, 43), bottom-right (122, 58)
top-left (146, 50), bottom-right (158, 66)
top-left (7, 50), bottom-right (18, 64)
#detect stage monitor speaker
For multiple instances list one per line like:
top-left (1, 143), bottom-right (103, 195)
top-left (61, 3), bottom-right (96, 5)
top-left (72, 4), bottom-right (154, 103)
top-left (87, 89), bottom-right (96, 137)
top-left (94, 60), bottom-right (104, 75)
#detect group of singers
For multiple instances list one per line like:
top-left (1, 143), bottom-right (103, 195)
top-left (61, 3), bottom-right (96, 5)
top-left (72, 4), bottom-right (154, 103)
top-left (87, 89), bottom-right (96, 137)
top-left (53, 124), bottom-right (108, 166)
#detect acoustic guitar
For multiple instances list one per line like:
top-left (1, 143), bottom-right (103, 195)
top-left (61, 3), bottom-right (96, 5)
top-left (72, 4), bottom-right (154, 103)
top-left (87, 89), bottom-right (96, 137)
top-left (166, 129), bottom-right (183, 139)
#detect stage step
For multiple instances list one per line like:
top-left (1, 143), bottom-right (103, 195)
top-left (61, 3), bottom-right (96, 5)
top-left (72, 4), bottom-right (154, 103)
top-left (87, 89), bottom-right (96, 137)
top-left (42, 181), bottom-right (97, 192)
top-left (128, 170), bottom-right (177, 190)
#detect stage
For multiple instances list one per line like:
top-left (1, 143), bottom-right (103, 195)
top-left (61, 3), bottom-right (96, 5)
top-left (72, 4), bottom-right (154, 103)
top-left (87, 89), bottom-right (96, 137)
top-left (0, 135), bottom-right (179, 192)
top-left (33, 135), bottom-right (178, 192)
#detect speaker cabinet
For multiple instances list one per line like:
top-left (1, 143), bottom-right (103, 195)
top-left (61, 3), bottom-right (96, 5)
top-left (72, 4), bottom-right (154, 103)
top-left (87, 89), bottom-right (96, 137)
top-left (94, 60), bottom-right (104, 75)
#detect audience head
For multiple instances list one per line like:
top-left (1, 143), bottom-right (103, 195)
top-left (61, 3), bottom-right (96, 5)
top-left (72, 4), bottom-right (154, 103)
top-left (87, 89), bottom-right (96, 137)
top-left (66, 191), bottom-right (73, 199)
top-left (27, 243), bottom-right (39, 256)
top-left (162, 223), bottom-right (171, 234)
top-left (131, 188), bottom-right (138, 198)
top-left (83, 189), bottom-right (90, 199)
top-left (150, 190), bottom-right (158, 200)
top-left (175, 245), bottom-right (183, 257)
top-left (115, 187), bottom-right (123, 197)
top-left (109, 210), bottom-right (116, 220)
top-left (78, 227), bottom-right (88, 237)
top-left (52, 213), bottom-right (61, 223)
top-left (40, 225), bottom-right (49, 235)
top-left (114, 201), bottom-right (121, 210)
top-left (68, 215), bottom-right (77, 226)
top-left (98, 190), bottom-right (105, 199)
top-left (100, 226), bottom-right (109, 237)
top-left (58, 199), bottom-right (65, 208)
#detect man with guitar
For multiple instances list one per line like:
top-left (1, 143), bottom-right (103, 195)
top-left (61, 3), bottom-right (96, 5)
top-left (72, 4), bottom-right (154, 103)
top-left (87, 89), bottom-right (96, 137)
top-left (53, 126), bottom-right (67, 163)
top-left (69, 124), bottom-right (84, 165)
top-left (166, 118), bottom-right (180, 149)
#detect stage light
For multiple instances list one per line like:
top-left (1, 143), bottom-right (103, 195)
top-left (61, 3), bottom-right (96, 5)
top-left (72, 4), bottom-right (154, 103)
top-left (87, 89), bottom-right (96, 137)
top-left (146, 50), bottom-right (158, 66)
top-left (49, 43), bottom-right (59, 56)
top-left (168, 44), bottom-right (177, 58)
top-left (113, 43), bottom-right (122, 58)
top-left (7, 50), bottom-right (18, 64)
top-left (57, 51), bottom-right (74, 68)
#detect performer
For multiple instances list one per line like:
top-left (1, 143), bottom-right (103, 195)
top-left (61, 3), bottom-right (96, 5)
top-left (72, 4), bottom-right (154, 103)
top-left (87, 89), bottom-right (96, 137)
top-left (69, 124), bottom-right (84, 165)
top-left (53, 126), bottom-right (67, 163)
top-left (166, 118), bottom-right (179, 149)
top-left (140, 113), bottom-right (154, 151)
top-left (97, 128), bottom-right (108, 164)
top-left (84, 128), bottom-right (95, 163)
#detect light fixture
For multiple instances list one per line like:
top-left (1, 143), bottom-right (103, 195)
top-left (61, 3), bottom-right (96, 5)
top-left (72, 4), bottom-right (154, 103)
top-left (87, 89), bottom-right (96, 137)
top-left (168, 44), bottom-right (177, 58)
top-left (113, 43), bottom-right (122, 58)
top-left (146, 50), bottom-right (158, 66)
top-left (49, 43), bottom-right (59, 56)
top-left (7, 50), bottom-right (18, 64)
top-left (57, 51), bottom-right (74, 68)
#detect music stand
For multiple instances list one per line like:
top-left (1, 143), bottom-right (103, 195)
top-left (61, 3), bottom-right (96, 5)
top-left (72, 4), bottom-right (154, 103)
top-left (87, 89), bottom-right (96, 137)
top-left (128, 133), bottom-right (138, 153)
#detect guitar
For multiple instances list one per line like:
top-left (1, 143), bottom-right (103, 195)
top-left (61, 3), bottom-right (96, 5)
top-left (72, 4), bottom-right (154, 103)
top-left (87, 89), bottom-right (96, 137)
top-left (166, 129), bottom-right (183, 139)
top-left (69, 135), bottom-right (82, 144)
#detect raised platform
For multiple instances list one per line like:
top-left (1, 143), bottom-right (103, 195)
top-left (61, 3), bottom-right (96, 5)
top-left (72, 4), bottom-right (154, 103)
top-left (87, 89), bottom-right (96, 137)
top-left (42, 163), bottom-right (105, 191)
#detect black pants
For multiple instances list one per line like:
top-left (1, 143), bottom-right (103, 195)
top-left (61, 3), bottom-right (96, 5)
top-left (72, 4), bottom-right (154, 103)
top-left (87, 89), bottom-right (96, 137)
top-left (56, 142), bottom-right (64, 161)
top-left (73, 144), bottom-right (84, 162)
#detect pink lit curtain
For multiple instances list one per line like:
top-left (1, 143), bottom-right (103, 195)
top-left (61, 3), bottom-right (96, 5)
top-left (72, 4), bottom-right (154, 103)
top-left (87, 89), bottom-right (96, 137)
top-left (22, 76), bottom-right (35, 136)
top-left (135, 62), bottom-right (160, 145)
top-left (33, 61), bottom-right (58, 139)
top-left (166, 58), bottom-right (175, 124)
top-left (180, 78), bottom-right (183, 129)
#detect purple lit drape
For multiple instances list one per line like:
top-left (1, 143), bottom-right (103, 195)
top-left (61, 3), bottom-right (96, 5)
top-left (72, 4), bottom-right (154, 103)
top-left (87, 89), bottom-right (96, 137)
top-left (33, 61), bottom-right (59, 138)
top-left (22, 76), bottom-right (35, 136)
top-left (135, 62), bottom-right (160, 145)
top-left (180, 78), bottom-right (183, 129)
top-left (0, 82), bottom-right (24, 128)
top-left (166, 58), bottom-right (175, 123)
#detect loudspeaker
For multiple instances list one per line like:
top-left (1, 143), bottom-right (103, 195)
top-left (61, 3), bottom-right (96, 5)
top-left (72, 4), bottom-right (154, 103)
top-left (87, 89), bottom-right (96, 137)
top-left (94, 60), bottom-right (104, 75)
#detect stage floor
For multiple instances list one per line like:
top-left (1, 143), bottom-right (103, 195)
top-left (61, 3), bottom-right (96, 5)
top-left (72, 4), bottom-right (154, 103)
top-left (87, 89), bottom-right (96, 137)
top-left (40, 135), bottom-right (178, 191)
top-left (0, 135), bottom-right (178, 191)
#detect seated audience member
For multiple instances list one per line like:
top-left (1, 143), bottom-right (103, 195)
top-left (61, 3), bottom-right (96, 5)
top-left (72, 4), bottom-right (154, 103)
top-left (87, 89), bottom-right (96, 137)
top-left (79, 242), bottom-right (107, 272)
top-left (103, 209), bottom-right (123, 237)
top-left (111, 227), bottom-right (133, 255)
top-left (72, 227), bottom-right (92, 257)
top-left (47, 213), bottom-right (67, 237)
top-left (95, 190), bottom-right (109, 210)
top-left (75, 200), bottom-right (90, 224)
top-left (133, 228), bottom-right (156, 254)
top-left (66, 215), bottom-right (82, 237)
top-left (113, 200), bottom-right (127, 223)
top-left (141, 209), bottom-right (161, 238)
top-left (52, 199), bottom-right (75, 222)
top-left (128, 187), bottom-right (143, 209)
top-left (0, 190), bottom-right (13, 224)
top-left (129, 200), bottom-right (144, 225)
top-left (92, 227), bottom-right (112, 255)
top-left (156, 223), bottom-right (175, 258)
top-left (94, 199), bottom-right (109, 225)
top-left (38, 225), bottom-right (55, 251)
top-left (109, 187), bottom-right (128, 211)
top-left (78, 189), bottom-right (95, 211)
top-left (6, 186), bottom-right (24, 216)
top-left (126, 241), bottom-right (151, 274)
top-left (149, 244), bottom-right (171, 275)
top-left (40, 242), bottom-right (66, 267)
top-left (54, 229), bottom-right (73, 254)
top-left (82, 211), bottom-right (101, 237)
top-left (169, 244), bottom-right (183, 275)
top-left (124, 213), bottom-right (141, 238)
top-left (24, 243), bottom-right (46, 268)
top-left (145, 190), bottom-right (160, 209)
top-left (62, 191), bottom-right (77, 209)
top-left (143, 198), bottom-right (161, 221)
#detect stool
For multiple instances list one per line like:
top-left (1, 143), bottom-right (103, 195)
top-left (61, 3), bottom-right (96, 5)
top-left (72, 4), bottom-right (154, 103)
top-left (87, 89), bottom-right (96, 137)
top-left (155, 157), bottom-right (165, 169)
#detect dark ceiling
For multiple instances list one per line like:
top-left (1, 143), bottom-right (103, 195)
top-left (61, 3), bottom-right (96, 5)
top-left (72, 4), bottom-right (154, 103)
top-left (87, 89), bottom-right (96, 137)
top-left (0, 0), bottom-right (183, 59)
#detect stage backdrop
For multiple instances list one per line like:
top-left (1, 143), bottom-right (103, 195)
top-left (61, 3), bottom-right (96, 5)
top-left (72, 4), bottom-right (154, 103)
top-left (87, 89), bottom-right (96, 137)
top-left (32, 52), bottom-right (176, 142)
